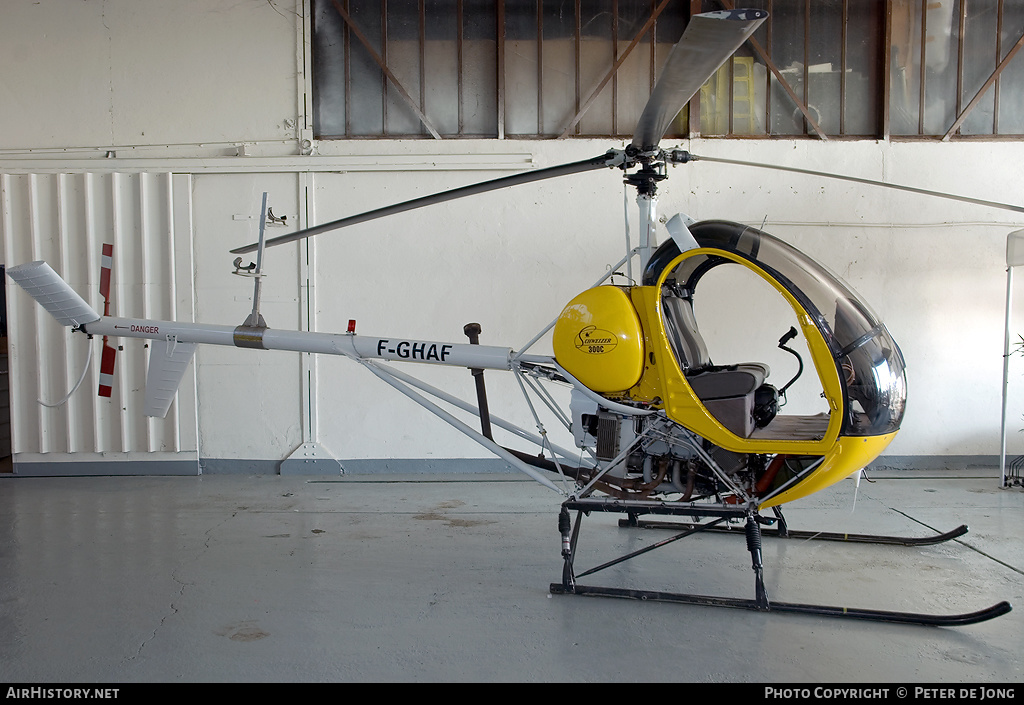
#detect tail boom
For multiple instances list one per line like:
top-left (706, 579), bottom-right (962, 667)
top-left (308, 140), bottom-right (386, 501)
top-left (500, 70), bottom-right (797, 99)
top-left (82, 316), bottom-right (515, 370)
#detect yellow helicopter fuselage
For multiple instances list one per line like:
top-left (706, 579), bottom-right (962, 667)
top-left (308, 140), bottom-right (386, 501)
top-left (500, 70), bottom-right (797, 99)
top-left (553, 222), bottom-right (905, 507)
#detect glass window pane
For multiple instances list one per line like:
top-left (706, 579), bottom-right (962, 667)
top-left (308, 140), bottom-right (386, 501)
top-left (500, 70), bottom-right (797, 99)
top-left (844, 1), bottom-right (881, 136)
top-left (738, 6), bottom-right (770, 136)
top-left (769, 0), bottom-right (806, 135)
top-left (577, 0), bottom-right (614, 136)
top-left (960, 1), bottom-right (999, 135)
top-left (463, 3), bottom-right (498, 136)
top-left (423, 0), bottom-right (459, 135)
top-left (348, 0), bottom-right (386, 136)
top-left (615, 1), bottom-right (654, 138)
top-left (807, 0), bottom-right (842, 135)
top-left (504, 1), bottom-right (540, 136)
top-left (922, 0), bottom-right (961, 135)
top-left (730, 44), bottom-right (767, 135)
top-left (998, 3), bottom-right (1024, 133)
top-left (385, 0), bottom-right (424, 136)
top-left (540, 0), bottom-right (576, 136)
top-left (890, 0), bottom-right (923, 135)
top-left (312, 0), bottom-right (347, 137)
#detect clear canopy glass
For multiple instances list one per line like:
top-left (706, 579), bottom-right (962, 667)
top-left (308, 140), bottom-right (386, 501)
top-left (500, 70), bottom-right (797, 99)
top-left (661, 221), bottom-right (906, 436)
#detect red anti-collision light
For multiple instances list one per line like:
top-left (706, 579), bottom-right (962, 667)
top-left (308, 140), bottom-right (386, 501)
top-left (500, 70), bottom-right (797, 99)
top-left (347, 319), bottom-right (356, 334)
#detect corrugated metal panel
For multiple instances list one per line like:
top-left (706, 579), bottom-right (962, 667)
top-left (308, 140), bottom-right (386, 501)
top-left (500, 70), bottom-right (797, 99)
top-left (1, 172), bottom-right (198, 467)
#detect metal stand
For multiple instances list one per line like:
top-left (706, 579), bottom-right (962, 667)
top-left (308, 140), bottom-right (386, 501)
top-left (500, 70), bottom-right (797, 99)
top-left (1000, 230), bottom-right (1024, 488)
top-left (550, 498), bottom-right (1011, 627)
top-left (1005, 455), bottom-right (1024, 488)
top-left (238, 192), bottom-right (270, 329)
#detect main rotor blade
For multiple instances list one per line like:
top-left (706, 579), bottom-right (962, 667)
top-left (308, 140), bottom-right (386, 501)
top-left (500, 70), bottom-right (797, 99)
top-left (631, 9), bottom-right (767, 151)
top-left (688, 153), bottom-right (1024, 215)
top-left (230, 153), bottom-right (620, 254)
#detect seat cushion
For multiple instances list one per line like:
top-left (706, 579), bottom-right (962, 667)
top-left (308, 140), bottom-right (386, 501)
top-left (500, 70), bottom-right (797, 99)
top-left (686, 363), bottom-right (768, 401)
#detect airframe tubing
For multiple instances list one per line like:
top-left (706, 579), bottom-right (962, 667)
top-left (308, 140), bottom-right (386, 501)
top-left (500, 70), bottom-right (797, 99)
top-left (373, 361), bottom-right (585, 465)
top-left (82, 316), bottom-right (515, 370)
top-left (513, 249), bottom-right (633, 359)
top-left (79, 315), bottom-right (570, 492)
top-left (359, 360), bottom-right (563, 493)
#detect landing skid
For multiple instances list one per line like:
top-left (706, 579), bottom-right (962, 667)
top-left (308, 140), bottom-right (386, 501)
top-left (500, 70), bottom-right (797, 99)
top-left (548, 583), bottom-right (1011, 626)
top-left (551, 498), bottom-right (1011, 627)
top-left (618, 507), bottom-right (970, 547)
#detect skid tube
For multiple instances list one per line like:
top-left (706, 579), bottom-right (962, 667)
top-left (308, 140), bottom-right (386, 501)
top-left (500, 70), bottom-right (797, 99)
top-left (618, 506), bottom-right (970, 547)
top-left (551, 498), bottom-right (1012, 627)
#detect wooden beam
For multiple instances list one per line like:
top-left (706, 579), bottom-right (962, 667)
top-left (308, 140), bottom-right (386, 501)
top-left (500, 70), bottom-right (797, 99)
top-left (557, 0), bottom-right (675, 139)
top-left (882, 0), bottom-right (891, 140)
top-left (942, 24), bottom-right (1024, 141)
top-left (328, 0), bottom-right (442, 139)
top-left (497, 0), bottom-right (506, 139)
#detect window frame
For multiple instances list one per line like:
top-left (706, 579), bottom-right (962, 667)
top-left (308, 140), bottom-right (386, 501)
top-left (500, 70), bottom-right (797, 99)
top-left (309, 0), bottom-right (1024, 141)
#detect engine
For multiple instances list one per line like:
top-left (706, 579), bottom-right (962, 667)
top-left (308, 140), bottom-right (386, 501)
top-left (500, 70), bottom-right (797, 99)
top-left (568, 390), bottom-right (767, 501)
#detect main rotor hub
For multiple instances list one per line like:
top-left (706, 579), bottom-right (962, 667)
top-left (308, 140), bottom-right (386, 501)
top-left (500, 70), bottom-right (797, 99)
top-left (624, 157), bottom-right (668, 197)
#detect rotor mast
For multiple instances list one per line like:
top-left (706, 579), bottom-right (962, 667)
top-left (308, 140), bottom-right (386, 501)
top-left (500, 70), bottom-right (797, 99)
top-left (623, 149), bottom-right (670, 273)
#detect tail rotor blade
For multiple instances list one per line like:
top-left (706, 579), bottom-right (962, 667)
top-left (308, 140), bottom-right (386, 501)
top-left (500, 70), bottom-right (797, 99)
top-left (230, 152), bottom-right (622, 255)
top-left (98, 243), bottom-right (117, 398)
top-left (98, 341), bottom-right (117, 398)
top-left (631, 9), bottom-right (767, 150)
top-left (99, 243), bottom-right (113, 314)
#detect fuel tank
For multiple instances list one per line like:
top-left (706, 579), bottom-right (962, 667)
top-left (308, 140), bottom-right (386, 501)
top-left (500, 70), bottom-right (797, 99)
top-left (553, 286), bottom-right (645, 393)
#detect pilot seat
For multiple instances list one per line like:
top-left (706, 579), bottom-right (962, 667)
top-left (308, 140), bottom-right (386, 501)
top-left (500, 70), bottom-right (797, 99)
top-left (663, 290), bottom-right (777, 438)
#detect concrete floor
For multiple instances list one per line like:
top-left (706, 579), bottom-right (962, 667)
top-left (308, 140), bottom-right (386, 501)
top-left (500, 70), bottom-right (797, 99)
top-left (0, 469), bottom-right (1021, 683)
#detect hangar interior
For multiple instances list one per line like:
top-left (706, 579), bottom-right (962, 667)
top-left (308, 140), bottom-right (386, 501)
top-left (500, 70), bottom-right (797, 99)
top-left (0, 0), bottom-right (1021, 682)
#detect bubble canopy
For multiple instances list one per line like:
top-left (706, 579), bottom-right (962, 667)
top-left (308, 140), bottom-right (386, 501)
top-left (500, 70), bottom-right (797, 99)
top-left (645, 220), bottom-right (906, 437)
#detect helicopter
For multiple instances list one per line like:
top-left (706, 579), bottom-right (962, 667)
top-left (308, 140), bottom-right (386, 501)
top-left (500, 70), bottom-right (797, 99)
top-left (6, 9), bottom-right (1016, 626)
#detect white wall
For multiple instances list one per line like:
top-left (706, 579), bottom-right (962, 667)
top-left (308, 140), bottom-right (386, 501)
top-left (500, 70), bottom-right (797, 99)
top-left (0, 0), bottom-right (298, 153)
top-left (2, 0), bottom-right (1023, 470)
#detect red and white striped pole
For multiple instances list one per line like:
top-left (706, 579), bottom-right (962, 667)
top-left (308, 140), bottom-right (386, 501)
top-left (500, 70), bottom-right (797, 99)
top-left (98, 243), bottom-right (116, 398)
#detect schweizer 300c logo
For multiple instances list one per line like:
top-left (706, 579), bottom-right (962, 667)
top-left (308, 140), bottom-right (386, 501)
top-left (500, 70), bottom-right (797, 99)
top-left (574, 326), bottom-right (617, 354)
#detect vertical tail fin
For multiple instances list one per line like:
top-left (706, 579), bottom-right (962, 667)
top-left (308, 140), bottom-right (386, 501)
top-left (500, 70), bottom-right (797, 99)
top-left (143, 337), bottom-right (197, 418)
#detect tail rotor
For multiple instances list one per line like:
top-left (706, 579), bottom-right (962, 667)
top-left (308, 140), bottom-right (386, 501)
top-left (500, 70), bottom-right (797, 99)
top-left (98, 244), bottom-right (117, 398)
